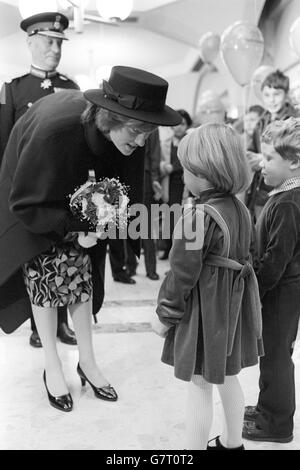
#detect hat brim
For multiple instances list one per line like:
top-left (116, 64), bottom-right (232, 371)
top-left (37, 31), bottom-right (68, 40)
top-left (84, 89), bottom-right (182, 126)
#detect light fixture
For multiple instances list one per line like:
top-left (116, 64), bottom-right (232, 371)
top-left (18, 0), bottom-right (58, 19)
top-left (96, 0), bottom-right (133, 21)
top-left (57, 0), bottom-right (91, 10)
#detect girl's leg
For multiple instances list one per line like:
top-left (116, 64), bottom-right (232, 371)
top-left (186, 374), bottom-right (213, 450)
top-left (32, 305), bottom-right (68, 396)
top-left (69, 301), bottom-right (109, 386)
top-left (217, 375), bottom-right (245, 448)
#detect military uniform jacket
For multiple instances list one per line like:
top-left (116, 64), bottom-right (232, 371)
top-left (0, 90), bottom-right (145, 333)
top-left (0, 72), bottom-right (79, 162)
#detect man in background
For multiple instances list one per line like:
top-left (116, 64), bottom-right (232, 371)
top-left (0, 11), bottom-right (78, 348)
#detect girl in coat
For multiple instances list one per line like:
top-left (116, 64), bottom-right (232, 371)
top-left (153, 123), bottom-right (264, 449)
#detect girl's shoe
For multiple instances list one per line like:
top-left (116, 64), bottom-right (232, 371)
top-left (207, 436), bottom-right (245, 450)
top-left (77, 363), bottom-right (118, 401)
top-left (43, 371), bottom-right (73, 412)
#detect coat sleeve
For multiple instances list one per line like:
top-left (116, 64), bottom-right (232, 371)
top-left (8, 125), bottom-right (91, 239)
top-left (156, 207), bottom-right (209, 327)
top-left (257, 201), bottom-right (300, 298)
top-left (0, 83), bottom-right (15, 163)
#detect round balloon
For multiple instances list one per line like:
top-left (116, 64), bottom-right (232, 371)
top-left (251, 64), bottom-right (276, 99)
top-left (198, 32), bottom-right (221, 63)
top-left (221, 21), bottom-right (264, 86)
top-left (289, 17), bottom-right (300, 58)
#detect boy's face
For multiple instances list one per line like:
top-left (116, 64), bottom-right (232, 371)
top-left (261, 86), bottom-right (286, 115)
top-left (260, 142), bottom-right (294, 187)
top-left (244, 111), bottom-right (260, 136)
top-left (172, 118), bottom-right (188, 139)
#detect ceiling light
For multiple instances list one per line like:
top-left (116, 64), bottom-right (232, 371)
top-left (18, 0), bottom-right (58, 19)
top-left (96, 0), bottom-right (133, 21)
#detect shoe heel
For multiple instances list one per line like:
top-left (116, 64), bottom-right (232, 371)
top-left (80, 377), bottom-right (86, 386)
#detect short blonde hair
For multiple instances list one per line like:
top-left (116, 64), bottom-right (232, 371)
top-left (261, 117), bottom-right (300, 163)
top-left (178, 123), bottom-right (252, 194)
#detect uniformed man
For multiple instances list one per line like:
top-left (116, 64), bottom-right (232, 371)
top-left (0, 11), bottom-right (78, 348)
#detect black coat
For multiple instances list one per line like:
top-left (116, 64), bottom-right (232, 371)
top-left (0, 90), bottom-right (145, 333)
top-left (0, 71), bottom-right (79, 162)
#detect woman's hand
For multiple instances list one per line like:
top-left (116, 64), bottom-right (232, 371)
top-left (77, 232), bottom-right (98, 248)
top-left (151, 313), bottom-right (170, 338)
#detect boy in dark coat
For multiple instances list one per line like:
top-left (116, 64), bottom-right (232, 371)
top-left (245, 70), bottom-right (299, 223)
top-left (243, 117), bottom-right (300, 443)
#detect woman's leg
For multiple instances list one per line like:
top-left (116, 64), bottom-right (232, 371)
top-left (186, 374), bottom-right (213, 450)
top-left (32, 305), bottom-right (68, 396)
top-left (216, 375), bottom-right (244, 448)
top-left (69, 301), bottom-right (109, 386)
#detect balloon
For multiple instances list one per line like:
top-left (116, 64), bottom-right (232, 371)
top-left (251, 64), bottom-right (276, 99)
top-left (198, 32), bottom-right (221, 63)
top-left (289, 17), bottom-right (300, 58)
top-left (221, 21), bottom-right (264, 86)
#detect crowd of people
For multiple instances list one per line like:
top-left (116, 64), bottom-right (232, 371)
top-left (0, 10), bottom-right (300, 451)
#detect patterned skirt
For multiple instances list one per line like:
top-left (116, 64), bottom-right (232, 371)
top-left (23, 234), bottom-right (92, 307)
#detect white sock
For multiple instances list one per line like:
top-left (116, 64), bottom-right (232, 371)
top-left (186, 374), bottom-right (213, 450)
top-left (217, 375), bottom-right (245, 448)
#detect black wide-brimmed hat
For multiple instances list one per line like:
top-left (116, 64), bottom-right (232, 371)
top-left (20, 12), bottom-right (69, 40)
top-left (84, 66), bottom-right (182, 126)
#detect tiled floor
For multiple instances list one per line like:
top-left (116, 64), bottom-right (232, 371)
top-left (0, 255), bottom-right (299, 450)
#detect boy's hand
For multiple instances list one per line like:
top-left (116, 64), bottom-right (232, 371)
top-left (151, 314), bottom-right (170, 338)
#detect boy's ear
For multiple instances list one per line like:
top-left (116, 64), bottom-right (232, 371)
top-left (290, 159), bottom-right (300, 170)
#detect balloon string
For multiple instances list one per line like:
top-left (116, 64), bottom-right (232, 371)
top-left (242, 85), bottom-right (250, 150)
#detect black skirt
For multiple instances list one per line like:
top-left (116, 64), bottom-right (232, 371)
top-left (23, 234), bottom-right (92, 307)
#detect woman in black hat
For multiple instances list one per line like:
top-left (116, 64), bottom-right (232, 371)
top-left (0, 66), bottom-right (181, 412)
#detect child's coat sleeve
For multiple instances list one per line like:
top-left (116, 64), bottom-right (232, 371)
top-left (156, 207), bottom-right (209, 327)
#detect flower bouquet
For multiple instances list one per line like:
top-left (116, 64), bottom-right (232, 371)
top-left (69, 176), bottom-right (129, 248)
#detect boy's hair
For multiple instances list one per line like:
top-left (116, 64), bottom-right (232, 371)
top-left (247, 104), bottom-right (264, 116)
top-left (261, 69), bottom-right (290, 93)
top-left (178, 123), bottom-right (252, 194)
top-left (261, 117), bottom-right (300, 163)
top-left (176, 108), bottom-right (193, 127)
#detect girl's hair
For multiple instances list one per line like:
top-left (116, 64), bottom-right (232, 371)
top-left (261, 69), bottom-right (289, 93)
top-left (178, 123), bottom-right (252, 194)
top-left (261, 117), bottom-right (300, 163)
top-left (81, 102), bottom-right (156, 134)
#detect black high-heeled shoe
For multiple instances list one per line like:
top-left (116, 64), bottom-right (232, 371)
top-left (77, 363), bottom-right (118, 402)
top-left (43, 371), bottom-right (73, 412)
top-left (207, 436), bottom-right (245, 450)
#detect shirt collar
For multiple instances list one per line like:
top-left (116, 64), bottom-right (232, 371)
top-left (269, 176), bottom-right (300, 196)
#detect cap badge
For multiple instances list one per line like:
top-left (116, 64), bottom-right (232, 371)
top-left (53, 15), bottom-right (62, 31)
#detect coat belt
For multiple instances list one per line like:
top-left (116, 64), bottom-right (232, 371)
top-left (205, 254), bottom-right (262, 356)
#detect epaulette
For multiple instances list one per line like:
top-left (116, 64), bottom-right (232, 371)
top-left (5, 73), bottom-right (30, 84)
top-left (58, 72), bottom-right (75, 82)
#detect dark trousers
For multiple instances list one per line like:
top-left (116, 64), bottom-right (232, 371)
top-left (31, 306), bottom-right (68, 332)
top-left (108, 239), bottom-right (127, 277)
top-left (163, 176), bottom-right (184, 255)
top-left (142, 171), bottom-right (157, 275)
top-left (256, 280), bottom-right (300, 437)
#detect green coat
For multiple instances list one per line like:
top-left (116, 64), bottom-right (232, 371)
top-left (156, 190), bottom-right (264, 384)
